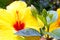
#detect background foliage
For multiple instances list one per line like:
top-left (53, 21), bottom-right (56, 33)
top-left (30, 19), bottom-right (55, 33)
top-left (0, 0), bottom-right (18, 8)
top-left (23, 0), bottom-right (60, 13)
top-left (0, 0), bottom-right (60, 11)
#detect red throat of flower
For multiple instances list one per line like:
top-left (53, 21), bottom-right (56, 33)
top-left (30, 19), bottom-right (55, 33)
top-left (13, 21), bottom-right (25, 31)
top-left (13, 11), bottom-right (25, 31)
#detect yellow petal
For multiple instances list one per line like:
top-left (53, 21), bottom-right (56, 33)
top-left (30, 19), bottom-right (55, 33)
top-left (0, 20), bottom-right (14, 30)
top-left (0, 9), bottom-right (17, 39)
top-left (18, 8), bottom-right (26, 20)
top-left (0, 20), bottom-right (17, 40)
top-left (49, 22), bottom-right (60, 32)
top-left (57, 8), bottom-right (60, 18)
top-left (6, 1), bottom-right (27, 21)
top-left (0, 9), bottom-right (16, 25)
top-left (6, 1), bottom-right (27, 11)
top-left (0, 30), bottom-right (17, 40)
top-left (0, 29), bottom-right (17, 40)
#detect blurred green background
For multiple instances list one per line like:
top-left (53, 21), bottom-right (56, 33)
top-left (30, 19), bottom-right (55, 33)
top-left (0, 0), bottom-right (60, 12)
top-left (0, 0), bottom-right (18, 8)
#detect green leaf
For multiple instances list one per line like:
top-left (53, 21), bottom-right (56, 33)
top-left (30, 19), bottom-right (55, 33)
top-left (42, 9), bottom-right (47, 17)
top-left (15, 28), bottom-right (41, 36)
top-left (31, 5), bottom-right (38, 19)
top-left (38, 15), bottom-right (47, 25)
top-left (45, 28), bottom-right (60, 39)
top-left (46, 10), bottom-right (58, 25)
top-left (38, 9), bottom-right (48, 25)
top-left (49, 14), bottom-right (53, 20)
top-left (40, 27), bottom-right (45, 36)
top-left (39, 9), bottom-right (47, 25)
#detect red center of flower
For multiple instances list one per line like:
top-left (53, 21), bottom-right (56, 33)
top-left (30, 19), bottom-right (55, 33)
top-left (13, 11), bottom-right (25, 31)
top-left (13, 21), bottom-right (25, 31)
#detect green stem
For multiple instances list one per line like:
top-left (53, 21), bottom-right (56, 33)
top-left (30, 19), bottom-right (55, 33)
top-left (47, 25), bottom-right (49, 38)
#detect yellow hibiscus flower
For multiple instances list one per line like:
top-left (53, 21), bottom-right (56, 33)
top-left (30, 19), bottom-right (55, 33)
top-left (6, 1), bottom-right (44, 31)
top-left (0, 1), bottom-right (44, 40)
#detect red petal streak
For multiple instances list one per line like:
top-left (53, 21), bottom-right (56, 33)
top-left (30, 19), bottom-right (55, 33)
top-left (16, 10), bottom-right (19, 14)
top-left (13, 21), bottom-right (25, 31)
